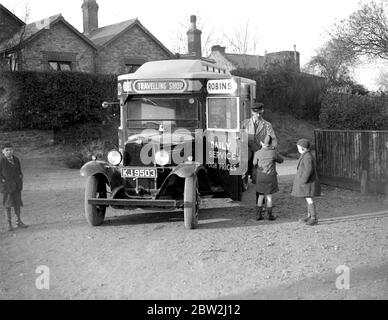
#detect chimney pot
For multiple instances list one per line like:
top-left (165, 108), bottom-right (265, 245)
top-left (187, 15), bottom-right (202, 58)
top-left (211, 45), bottom-right (226, 54)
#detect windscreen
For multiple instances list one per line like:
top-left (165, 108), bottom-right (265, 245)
top-left (126, 97), bottom-right (200, 130)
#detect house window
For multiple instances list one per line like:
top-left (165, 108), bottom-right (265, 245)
top-left (123, 57), bottom-right (146, 74)
top-left (48, 61), bottom-right (72, 71)
top-left (42, 51), bottom-right (77, 72)
top-left (7, 53), bottom-right (18, 71)
top-left (125, 64), bottom-right (140, 74)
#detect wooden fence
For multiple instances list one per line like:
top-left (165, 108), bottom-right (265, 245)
top-left (314, 129), bottom-right (388, 195)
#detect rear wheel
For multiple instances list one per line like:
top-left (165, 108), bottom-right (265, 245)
top-left (184, 175), bottom-right (199, 230)
top-left (85, 175), bottom-right (107, 226)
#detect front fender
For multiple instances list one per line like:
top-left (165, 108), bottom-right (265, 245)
top-left (172, 161), bottom-right (202, 178)
top-left (80, 160), bottom-right (109, 178)
top-left (80, 161), bottom-right (121, 189)
top-left (157, 162), bottom-right (211, 199)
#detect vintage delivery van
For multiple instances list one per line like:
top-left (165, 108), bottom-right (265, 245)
top-left (80, 59), bottom-right (256, 229)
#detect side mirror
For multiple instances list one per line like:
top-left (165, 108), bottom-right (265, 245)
top-left (102, 101), bottom-right (120, 109)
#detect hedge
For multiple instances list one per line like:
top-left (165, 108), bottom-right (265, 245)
top-left (319, 91), bottom-right (388, 130)
top-left (0, 71), bottom-right (117, 130)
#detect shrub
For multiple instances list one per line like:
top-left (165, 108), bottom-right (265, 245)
top-left (232, 65), bottom-right (327, 120)
top-left (63, 139), bottom-right (115, 169)
top-left (53, 121), bottom-right (119, 146)
top-left (319, 90), bottom-right (388, 130)
top-left (0, 71), bottom-right (117, 130)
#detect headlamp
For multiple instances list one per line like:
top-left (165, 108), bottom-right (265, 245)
top-left (107, 150), bottom-right (123, 166)
top-left (155, 150), bottom-right (170, 166)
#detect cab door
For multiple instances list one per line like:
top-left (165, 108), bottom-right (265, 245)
top-left (205, 96), bottom-right (248, 201)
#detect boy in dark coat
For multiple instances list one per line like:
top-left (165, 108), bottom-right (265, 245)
top-left (241, 102), bottom-right (278, 184)
top-left (0, 143), bottom-right (28, 231)
top-left (291, 139), bottom-right (321, 226)
top-left (252, 135), bottom-right (284, 221)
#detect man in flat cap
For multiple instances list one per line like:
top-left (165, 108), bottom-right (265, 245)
top-left (241, 102), bottom-right (278, 183)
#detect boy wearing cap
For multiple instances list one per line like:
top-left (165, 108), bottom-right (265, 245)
top-left (0, 143), bottom-right (28, 231)
top-left (252, 135), bottom-right (284, 221)
top-left (241, 102), bottom-right (278, 184)
top-left (291, 139), bottom-right (321, 226)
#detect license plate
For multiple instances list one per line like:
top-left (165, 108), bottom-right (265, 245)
top-left (121, 168), bottom-right (157, 179)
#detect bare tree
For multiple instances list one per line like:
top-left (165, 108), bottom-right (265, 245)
top-left (170, 13), bottom-right (223, 57)
top-left (331, 1), bottom-right (388, 60)
top-left (16, 1), bottom-right (31, 47)
top-left (1, 1), bottom-right (31, 71)
top-left (222, 20), bottom-right (259, 55)
top-left (171, 15), bottom-right (260, 58)
top-left (305, 39), bottom-right (357, 86)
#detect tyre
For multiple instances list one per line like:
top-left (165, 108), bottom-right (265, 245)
top-left (85, 175), bottom-right (107, 226)
top-left (183, 175), bottom-right (199, 230)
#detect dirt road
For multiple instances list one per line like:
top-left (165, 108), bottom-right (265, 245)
top-left (0, 157), bottom-right (387, 300)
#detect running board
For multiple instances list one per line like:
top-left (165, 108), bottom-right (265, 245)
top-left (88, 198), bottom-right (177, 208)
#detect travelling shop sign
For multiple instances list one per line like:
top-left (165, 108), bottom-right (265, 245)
top-left (133, 80), bottom-right (187, 93)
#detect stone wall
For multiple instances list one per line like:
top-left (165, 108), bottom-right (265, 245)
top-left (96, 25), bottom-right (171, 75)
top-left (0, 8), bottom-right (23, 44)
top-left (265, 51), bottom-right (300, 72)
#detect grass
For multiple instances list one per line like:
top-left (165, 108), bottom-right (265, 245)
top-left (265, 110), bottom-right (318, 158)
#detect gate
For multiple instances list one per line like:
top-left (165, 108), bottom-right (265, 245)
top-left (314, 129), bottom-right (388, 195)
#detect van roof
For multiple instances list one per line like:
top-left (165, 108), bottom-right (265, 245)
top-left (118, 59), bottom-right (233, 81)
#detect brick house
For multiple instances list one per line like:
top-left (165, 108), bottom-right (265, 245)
top-left (0, 3), bottom-right (24, 44)
top-left (0, 12), bottom-right (97, 72)
top-left (81, 0), bottom-right (173, 74)
top-left (0, 0), bottom-right (174, 74)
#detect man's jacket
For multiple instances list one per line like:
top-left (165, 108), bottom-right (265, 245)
top-left (0, 156), bottom-right (23, 194)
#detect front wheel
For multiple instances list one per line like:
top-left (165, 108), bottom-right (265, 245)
top-left (184, 175), bottom-right (199, 230)
top-left (85, 175), bottom-right (107, 226)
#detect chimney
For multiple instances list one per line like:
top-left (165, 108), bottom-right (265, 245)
top-left (294, 45), bottom-right (297, 63)
top-left (293, 45), bottom-right (300, 71)
top-left (82, 0), bottom-right (99, 35)
top-left (187, 15), bottom-right (202, 58)
top-left (211, 45), bottom-right (226, 54)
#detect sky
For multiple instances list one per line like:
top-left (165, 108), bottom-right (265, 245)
top-left (2, 0), bottom-right (388, 90)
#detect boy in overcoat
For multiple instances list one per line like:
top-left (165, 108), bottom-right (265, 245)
top-left (252, 135), bottom-right (284, 221)
top-left (0, 143), bottom-right (28, 231)
top-left (291, 139), bottom-right (321, 226)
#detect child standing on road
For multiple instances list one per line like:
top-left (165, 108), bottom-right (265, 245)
top-left (0, 143), bottom-right (28, 231)
top-left (291, 139), bottom-right (321, 226)
top-left (253, 135), bottom-right (284, 221)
